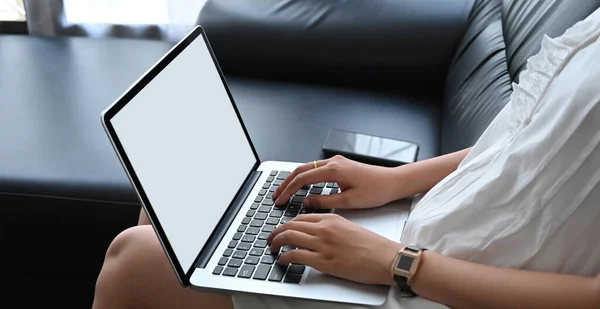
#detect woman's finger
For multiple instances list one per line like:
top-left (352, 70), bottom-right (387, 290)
top-left (267, 221), bottom-right (319, 245)
top-left (272, 159), bottom-right (329, 200)
top-left (278, 249), bottom-right (322, 268)
top-left (269, 230), bottom-right (320, 253)
top-left (274, 167), bottom-right (337, 205)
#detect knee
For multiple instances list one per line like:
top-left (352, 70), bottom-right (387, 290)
top-left (105, 225), bottom-right (146, 261)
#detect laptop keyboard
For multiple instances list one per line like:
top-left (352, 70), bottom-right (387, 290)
top-left (212, 170), bottom-right (339, 283)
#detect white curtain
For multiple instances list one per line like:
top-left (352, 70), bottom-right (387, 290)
top-left (25, 0), bottom-right (207, 41)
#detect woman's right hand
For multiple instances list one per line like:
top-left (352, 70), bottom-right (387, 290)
top-left (272, 155), bottom-right (400, 209)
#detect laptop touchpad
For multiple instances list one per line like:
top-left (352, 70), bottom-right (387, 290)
top-left (335, 199), bottom-right (410, 242)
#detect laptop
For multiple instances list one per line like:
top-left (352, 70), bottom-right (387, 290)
top-left (101, 26), bottom-right (410, 306)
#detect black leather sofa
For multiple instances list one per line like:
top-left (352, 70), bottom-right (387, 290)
top-left (1, 0), bottom-right (599, 307)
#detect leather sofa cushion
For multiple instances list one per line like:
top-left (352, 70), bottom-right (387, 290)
top-left (441, 0), bottom-right (512, 154)
top-left (226, 77), bottom-right (442, 162)
top-left (198, 0), bottom-right (473, 92)
top-left (441, 0), bottom-right (600, 154)
top-left (502, 0), bottom-right (600, 80)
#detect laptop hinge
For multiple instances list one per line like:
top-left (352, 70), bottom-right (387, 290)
top-left (192, 170), bottom-right (262, 270)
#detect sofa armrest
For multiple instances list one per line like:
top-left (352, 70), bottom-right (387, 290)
top-left (198, 0), bottom-right (474, 92)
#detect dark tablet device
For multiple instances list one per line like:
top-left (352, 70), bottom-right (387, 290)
top-left (322, 129), bottom-right (419, 167)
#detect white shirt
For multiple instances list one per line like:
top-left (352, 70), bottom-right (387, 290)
top-left (402, 8), bottom-right (600, 278)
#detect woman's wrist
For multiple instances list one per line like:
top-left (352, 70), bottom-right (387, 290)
top-left (375, 241), bottom-right (406, 286)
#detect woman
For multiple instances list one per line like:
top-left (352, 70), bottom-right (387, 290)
top-left (92, 8), bottom-right (600, 309)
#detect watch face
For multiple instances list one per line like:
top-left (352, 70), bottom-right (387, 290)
top-left (397, 255), bottom-right (414, 271)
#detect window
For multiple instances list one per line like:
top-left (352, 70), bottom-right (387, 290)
top-left (64, 0), bottom-right (169, 25)
top-left (0, 0), bottom-right (25, 21)
top-left (0, 0), bottom-right (27, 34)
top-left (63, 0), bottom-right (206, 26)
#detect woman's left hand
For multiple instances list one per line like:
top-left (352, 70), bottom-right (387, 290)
top-left (267, 213), bottom-right (403, 286)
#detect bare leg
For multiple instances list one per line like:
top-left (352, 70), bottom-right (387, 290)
top-left (138, 206), bottom-right (151, 225)
top-left (93, 225), bottom-right (234, 309)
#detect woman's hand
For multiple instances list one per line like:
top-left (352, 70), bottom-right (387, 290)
top-left (272, 155), bottom-right (399, 209)
top-left (267, 213), bottom-right (403, 286)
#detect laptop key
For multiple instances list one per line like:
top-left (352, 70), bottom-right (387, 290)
top-left (313, 182), bottom-right (325, 188)
top-left (290, 196), bottom-right (304, 204)
top-left (330, 188), bottom-right (339, 194)
top-left (254, 240), bottom-right (268, 248)
top-left (246, 210), bottom-right (255, 217)
top-left (270, 170), bottom-right (278, 176)
top-left (228, 241), bottom-right (238, 248)
top-left (223, 249), bottom-right (233, 257)
top-left (332, 183), bottom-right (339, 188)
top-left (233, 251), bottom-right (247, 259)
top-left (237, 225), bottom-right (247, 233)
top-left (232, 232), bottom-right (243, 240)
top-left (276, 171), bottom-right (290, 180)
top-left (245, 256), bottom-right (260, 265)
top-left (245, 227), bottom-right (259, 235)
top-left (273, 204), bottom-right (287, 210)
top-left (267, 176), bottom-right (274, 182)
top-left (309, 188), bottom-right (323, 195)
top-left (253, 264), bottom-right (271, 280)
top-left (254, 212), bottom-right (268, 220)
top-left (237, 243), bottom-right (251, 251)
top-left (227, 258), bottom-right (243, 268)
top-left (262, 183), bottom-right (270, 189)
top-left (262, 225), bottom-right (276, 232)
top-left (258, 189), bottom-right (267, 196)
top-left (301, 185), bottom-right (311, 190)
top-left (266, 192), bottom-right (274, 199)
top-left (249, 248), bottom-right (263, 256)
top-left (266, 217), bottom-right (279, 225)
top-left (282, 245), bottom-right (296, 252)
top-left (299, 208), bottom-right (313, 214)
top-left (262, 199), bottom-right (275, 206)
top-left (218, 257), bottom-right (228, 266)
top-left (268, 264), bottom-right (286, 282)
top-left (238, 265), bottom-right (255, 279)
top-left (213, 266), bottom-right (224, 275)
top-left (288, 264), bottom-right (306, 274)
top-left (250, 220), bottom-right (264, 228)
top-left (222, 267), bottom-right (238, 277)
top-left (265, 246), bottom-right (273, 255)
top-left (273, 179), bottom-right (284, 186)
top-left (257, 232), bottom-right (270, 240)
top-left (294, 189), bottom-right (308, 196)
top-left (250, 203), bottom-right (260, 210)
top-left (257, 206), bottom-right (271, 213)
top-left (269, 185), bottom-right (278, 192)
top-left (269, 210), bottom-right (284, 218)
top-left (326, 182), bottom-right (335, 188)
top-left (242, 217), bottom-right (251, 225)
top-left (287, 203), bottom-right (301, 211)
top-left (261, 255), bottom-right (275, 264)
top-left (254, 196), bottom-right (263, 203)
top-left (283, 273), bottom-right (302, 283)
top-left (284, 210), bottom-right (298, 217)
top-left (241, 235), bottom-right (256, 243)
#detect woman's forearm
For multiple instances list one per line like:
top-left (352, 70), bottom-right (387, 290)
top-left (389, 147), bottom-right (471, 200)
top-left (410, 251), bottom-right (600, 309)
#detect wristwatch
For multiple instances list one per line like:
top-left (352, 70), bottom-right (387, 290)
top-left (391, 246), bottom-right (427, 297)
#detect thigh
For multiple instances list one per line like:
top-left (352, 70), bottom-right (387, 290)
top-left (101, 225), bottom-right (234, 309)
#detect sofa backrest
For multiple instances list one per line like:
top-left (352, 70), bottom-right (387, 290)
top-left (441, 0), bottom-right (600, 154)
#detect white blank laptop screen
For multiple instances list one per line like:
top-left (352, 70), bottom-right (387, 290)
top-left (110, 36), bottom-right (257, 272)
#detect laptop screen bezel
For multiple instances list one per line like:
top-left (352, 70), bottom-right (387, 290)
top-left (100, 26), bottom-right (261, 287)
